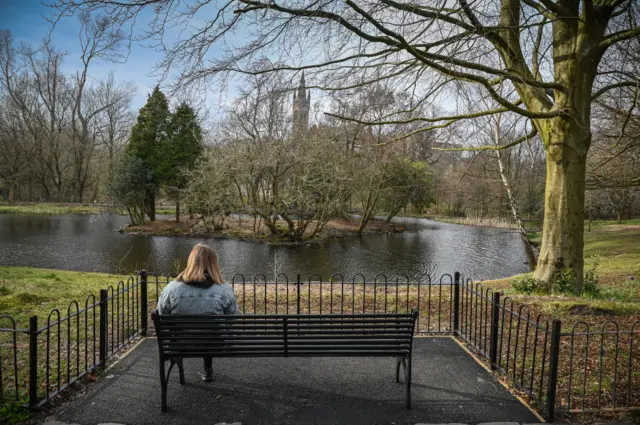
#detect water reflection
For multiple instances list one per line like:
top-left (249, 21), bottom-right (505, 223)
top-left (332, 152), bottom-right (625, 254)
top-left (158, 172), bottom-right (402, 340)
top-left (0, 214), bottom-right (529, 280)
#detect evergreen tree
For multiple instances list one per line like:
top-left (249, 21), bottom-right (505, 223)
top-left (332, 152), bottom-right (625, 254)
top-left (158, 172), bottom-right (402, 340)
top-left (164, 102), bottom-right (203, 222)
top-left (127, 86), bottom-right (170, 221)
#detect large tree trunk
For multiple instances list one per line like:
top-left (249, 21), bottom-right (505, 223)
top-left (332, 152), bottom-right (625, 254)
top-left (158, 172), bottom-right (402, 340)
top-left (534, 138), bottom-right (587, 293)
top-left (8, 183), bottom-right (15, 202)
top-left (150, 199), bottom-right (156, 221)
top-left (508, 2), bottom-right (605, 294)
top-left (146, 192), bottom-right (156, 221)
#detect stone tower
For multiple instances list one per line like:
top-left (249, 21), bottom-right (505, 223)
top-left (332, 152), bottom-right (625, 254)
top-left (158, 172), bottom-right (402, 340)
top-left (292, 72), bottom-right (310, 135)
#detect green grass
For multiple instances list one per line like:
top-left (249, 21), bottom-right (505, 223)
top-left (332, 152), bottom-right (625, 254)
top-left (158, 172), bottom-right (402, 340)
top-left (0, 267), bottom-right (145, 418)
top-left (489, 219), bottom-right (640, 316)
top-left (0, 202), bottom-right (175, 216)
top-left (0, 267), bottom-right (126, 325)
top-left (428, 215), bottom-right (520, 229)
top-left (0, 202), bottom-right (107, 215)
top-left (587, 218), bottom-right (640, 227)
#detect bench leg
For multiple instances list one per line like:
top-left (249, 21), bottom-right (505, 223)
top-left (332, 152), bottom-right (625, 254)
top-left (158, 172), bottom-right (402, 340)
top-left (395, 357), bottom-right (406, 383)
top-left (406, 355), bottom-right (412, 409)
top-left (159, 359), bottom-right (168, 412)
top-left (176, 358), bottom-right (186, 385)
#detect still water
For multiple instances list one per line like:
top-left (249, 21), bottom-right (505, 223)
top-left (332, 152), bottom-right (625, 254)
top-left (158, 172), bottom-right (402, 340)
top-left (0, 214), bottom-right (529, 280)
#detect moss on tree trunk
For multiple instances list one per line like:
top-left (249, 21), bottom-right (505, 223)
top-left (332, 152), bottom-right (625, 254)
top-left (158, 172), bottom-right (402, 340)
top-left (534, 124), bottom-right (588, 292)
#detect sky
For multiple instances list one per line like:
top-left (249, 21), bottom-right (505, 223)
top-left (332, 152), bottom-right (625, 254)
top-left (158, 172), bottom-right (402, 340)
top-left (0, 0), bottom-right (241, 115)
top-left (0, 0), bottom-right (449, 125)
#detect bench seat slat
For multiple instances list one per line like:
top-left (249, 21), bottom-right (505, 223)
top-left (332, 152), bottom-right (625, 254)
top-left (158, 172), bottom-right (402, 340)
top-left (155, 334), bottom-right (412, 341)
top-left (163, 343), bottom-right (410, 349)
top-left (158, 317), bottom-right (414, 322)
top-left (158, 323), bottom-right (414, 329)
top-left (157, 313), bottom-right (416, 319)
top-left (164, 348), bottom-right (410, 355)
top-left (158, 328), bottom-right (412, 334)
top-left (164, 351), bottom-right (410, 357)
top-left (160, 340), bottom-right (411, 346)
top-left (161, 318), bottom-right (411, 327)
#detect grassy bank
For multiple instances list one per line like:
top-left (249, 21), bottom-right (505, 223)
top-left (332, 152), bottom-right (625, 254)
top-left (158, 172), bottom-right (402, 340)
top-left (485, 219), bottom-right (640, 318)
top-left (408, 213), bottom-right (544, 231)
top-left (0, 202), bottom-right (110, 215)
top-left (429, 215), bottom-right (521, 229)
top-left (0, 202), bottom-right (175, 216)
top-left (0, 267), bottom-right (126, 324)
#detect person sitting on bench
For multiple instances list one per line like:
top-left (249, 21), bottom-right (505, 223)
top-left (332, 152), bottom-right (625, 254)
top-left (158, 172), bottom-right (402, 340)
top-left (157, 243), bottom-right (239, 382)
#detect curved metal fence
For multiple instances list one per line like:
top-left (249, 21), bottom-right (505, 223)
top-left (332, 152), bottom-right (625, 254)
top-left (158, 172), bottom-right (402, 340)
top-left (0, 271), bottom-right (638, 422)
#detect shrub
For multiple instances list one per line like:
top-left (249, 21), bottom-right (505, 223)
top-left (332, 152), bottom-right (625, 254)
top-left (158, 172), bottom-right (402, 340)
top-left (0, 399), bottom-right (30, 423)
top-left (554, 268), bottom-right (576, 295)
top-left (553, 264), bottom-right (600, 297)
top-left (511, 275), bottom-right (545, 295)
top-left (583, 262), bottom-right (600, 297)
top-left (107, 154), bottom-right (155, 226)
top-left (511, 264), bottom-right (600, 298)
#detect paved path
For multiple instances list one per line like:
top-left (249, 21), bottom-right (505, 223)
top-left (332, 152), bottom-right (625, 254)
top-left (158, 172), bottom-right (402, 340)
top-left (48, 337), bottom-right (540, 425)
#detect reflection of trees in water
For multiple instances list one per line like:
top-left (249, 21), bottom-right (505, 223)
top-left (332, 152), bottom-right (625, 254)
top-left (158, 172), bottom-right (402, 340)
top-left (0, 215), bottom-right (528, 279)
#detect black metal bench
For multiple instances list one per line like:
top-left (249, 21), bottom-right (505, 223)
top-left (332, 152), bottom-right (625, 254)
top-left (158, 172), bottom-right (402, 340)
top-left (151, 310), bottom-right (419, 411)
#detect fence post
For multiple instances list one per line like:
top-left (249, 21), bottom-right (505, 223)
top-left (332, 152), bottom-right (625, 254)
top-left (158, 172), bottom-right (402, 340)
top-left (453, 272), bottom-right (460, 336)
top-left (489, 292), bottom-right (501, 370)
top-left (296, 274), bottom-right (301, 315)
top-left (546, 319), bottom-right (562, 421)
top-left (99, 289), bottom-right (108, 366)
top-left (140, 270), bottom-right (148, 336)
top-left (28, 316), bottom-right (38, 409)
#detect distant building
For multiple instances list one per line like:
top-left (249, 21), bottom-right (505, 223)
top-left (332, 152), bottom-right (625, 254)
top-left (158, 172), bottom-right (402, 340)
top-left (292, 72), bottom-right (310, 135)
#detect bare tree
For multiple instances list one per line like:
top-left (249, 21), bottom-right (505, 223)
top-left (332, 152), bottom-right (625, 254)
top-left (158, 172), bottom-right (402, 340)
top-left (1, 34), bottom-right (74, 201)
top-left (587, 109), bottom-right (640, 222)
top-left (69, 12), bottom-right (126, 202)
top-left (0, 91), bottom-right (36, 201)
top-left (51, 0), bottom-right (640, 289)
top-left (491, 116), bottom-right (538, 270)
top-left (94, 72), bottom-right (136, 176)
top-left (0, 26), bottom-right (135, 203)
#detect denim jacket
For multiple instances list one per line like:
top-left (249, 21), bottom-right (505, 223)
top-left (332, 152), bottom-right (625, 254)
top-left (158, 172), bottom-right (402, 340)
top-left (157, 280), bottom-right (239, 315)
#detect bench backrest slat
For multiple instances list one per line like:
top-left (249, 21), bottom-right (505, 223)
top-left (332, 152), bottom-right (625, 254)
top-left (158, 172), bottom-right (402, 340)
top-left (152, 310), bottom-right (418, 359)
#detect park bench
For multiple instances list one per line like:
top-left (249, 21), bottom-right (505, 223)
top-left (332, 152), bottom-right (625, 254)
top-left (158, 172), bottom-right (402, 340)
top-left (151, 310), bottom-right (419, 411)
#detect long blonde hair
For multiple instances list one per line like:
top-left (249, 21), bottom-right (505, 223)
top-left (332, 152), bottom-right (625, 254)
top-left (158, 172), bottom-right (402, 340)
top-left (177, 244), bottom-right (224, 284)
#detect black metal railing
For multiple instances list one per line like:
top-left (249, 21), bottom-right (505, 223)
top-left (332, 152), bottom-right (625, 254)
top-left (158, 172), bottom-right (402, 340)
top-left (453, 274), bottom-right (639, 421)
top-left (0, 270), bottom-right (638, 422)
top-left (454, 277), bottom-right (560, 418)
top-left (0, 274), bottom-right (147, 411)
top-left (147, 272), bottom-right (455, 334)
top-left (558, 320), bottom-right (640, 415)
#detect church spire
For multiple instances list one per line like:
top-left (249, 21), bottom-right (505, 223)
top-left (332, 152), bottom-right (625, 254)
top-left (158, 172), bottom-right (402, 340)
top-left (298, 71), bottom-right (306, 99)
top-left (292, 70), bottom-right (310, 136)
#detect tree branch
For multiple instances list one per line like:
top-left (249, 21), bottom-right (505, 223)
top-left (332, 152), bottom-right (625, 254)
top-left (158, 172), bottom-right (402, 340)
top-left (432, 125), bottom-right (538, 151)
top-left (592, 81), bottom-right (639, 100)
top-left (324, 104), bottom-right (521, 126)
top-left (598, 26), bottom-right (640, 52)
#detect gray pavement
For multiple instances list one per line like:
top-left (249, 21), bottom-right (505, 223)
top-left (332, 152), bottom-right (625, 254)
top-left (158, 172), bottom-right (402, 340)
top-left (49, 337), bottom-right (540, 425)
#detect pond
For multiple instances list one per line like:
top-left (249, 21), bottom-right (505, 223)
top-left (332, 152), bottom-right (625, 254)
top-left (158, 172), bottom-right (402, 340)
top-left (0, 214), bottom-right (530, 280)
